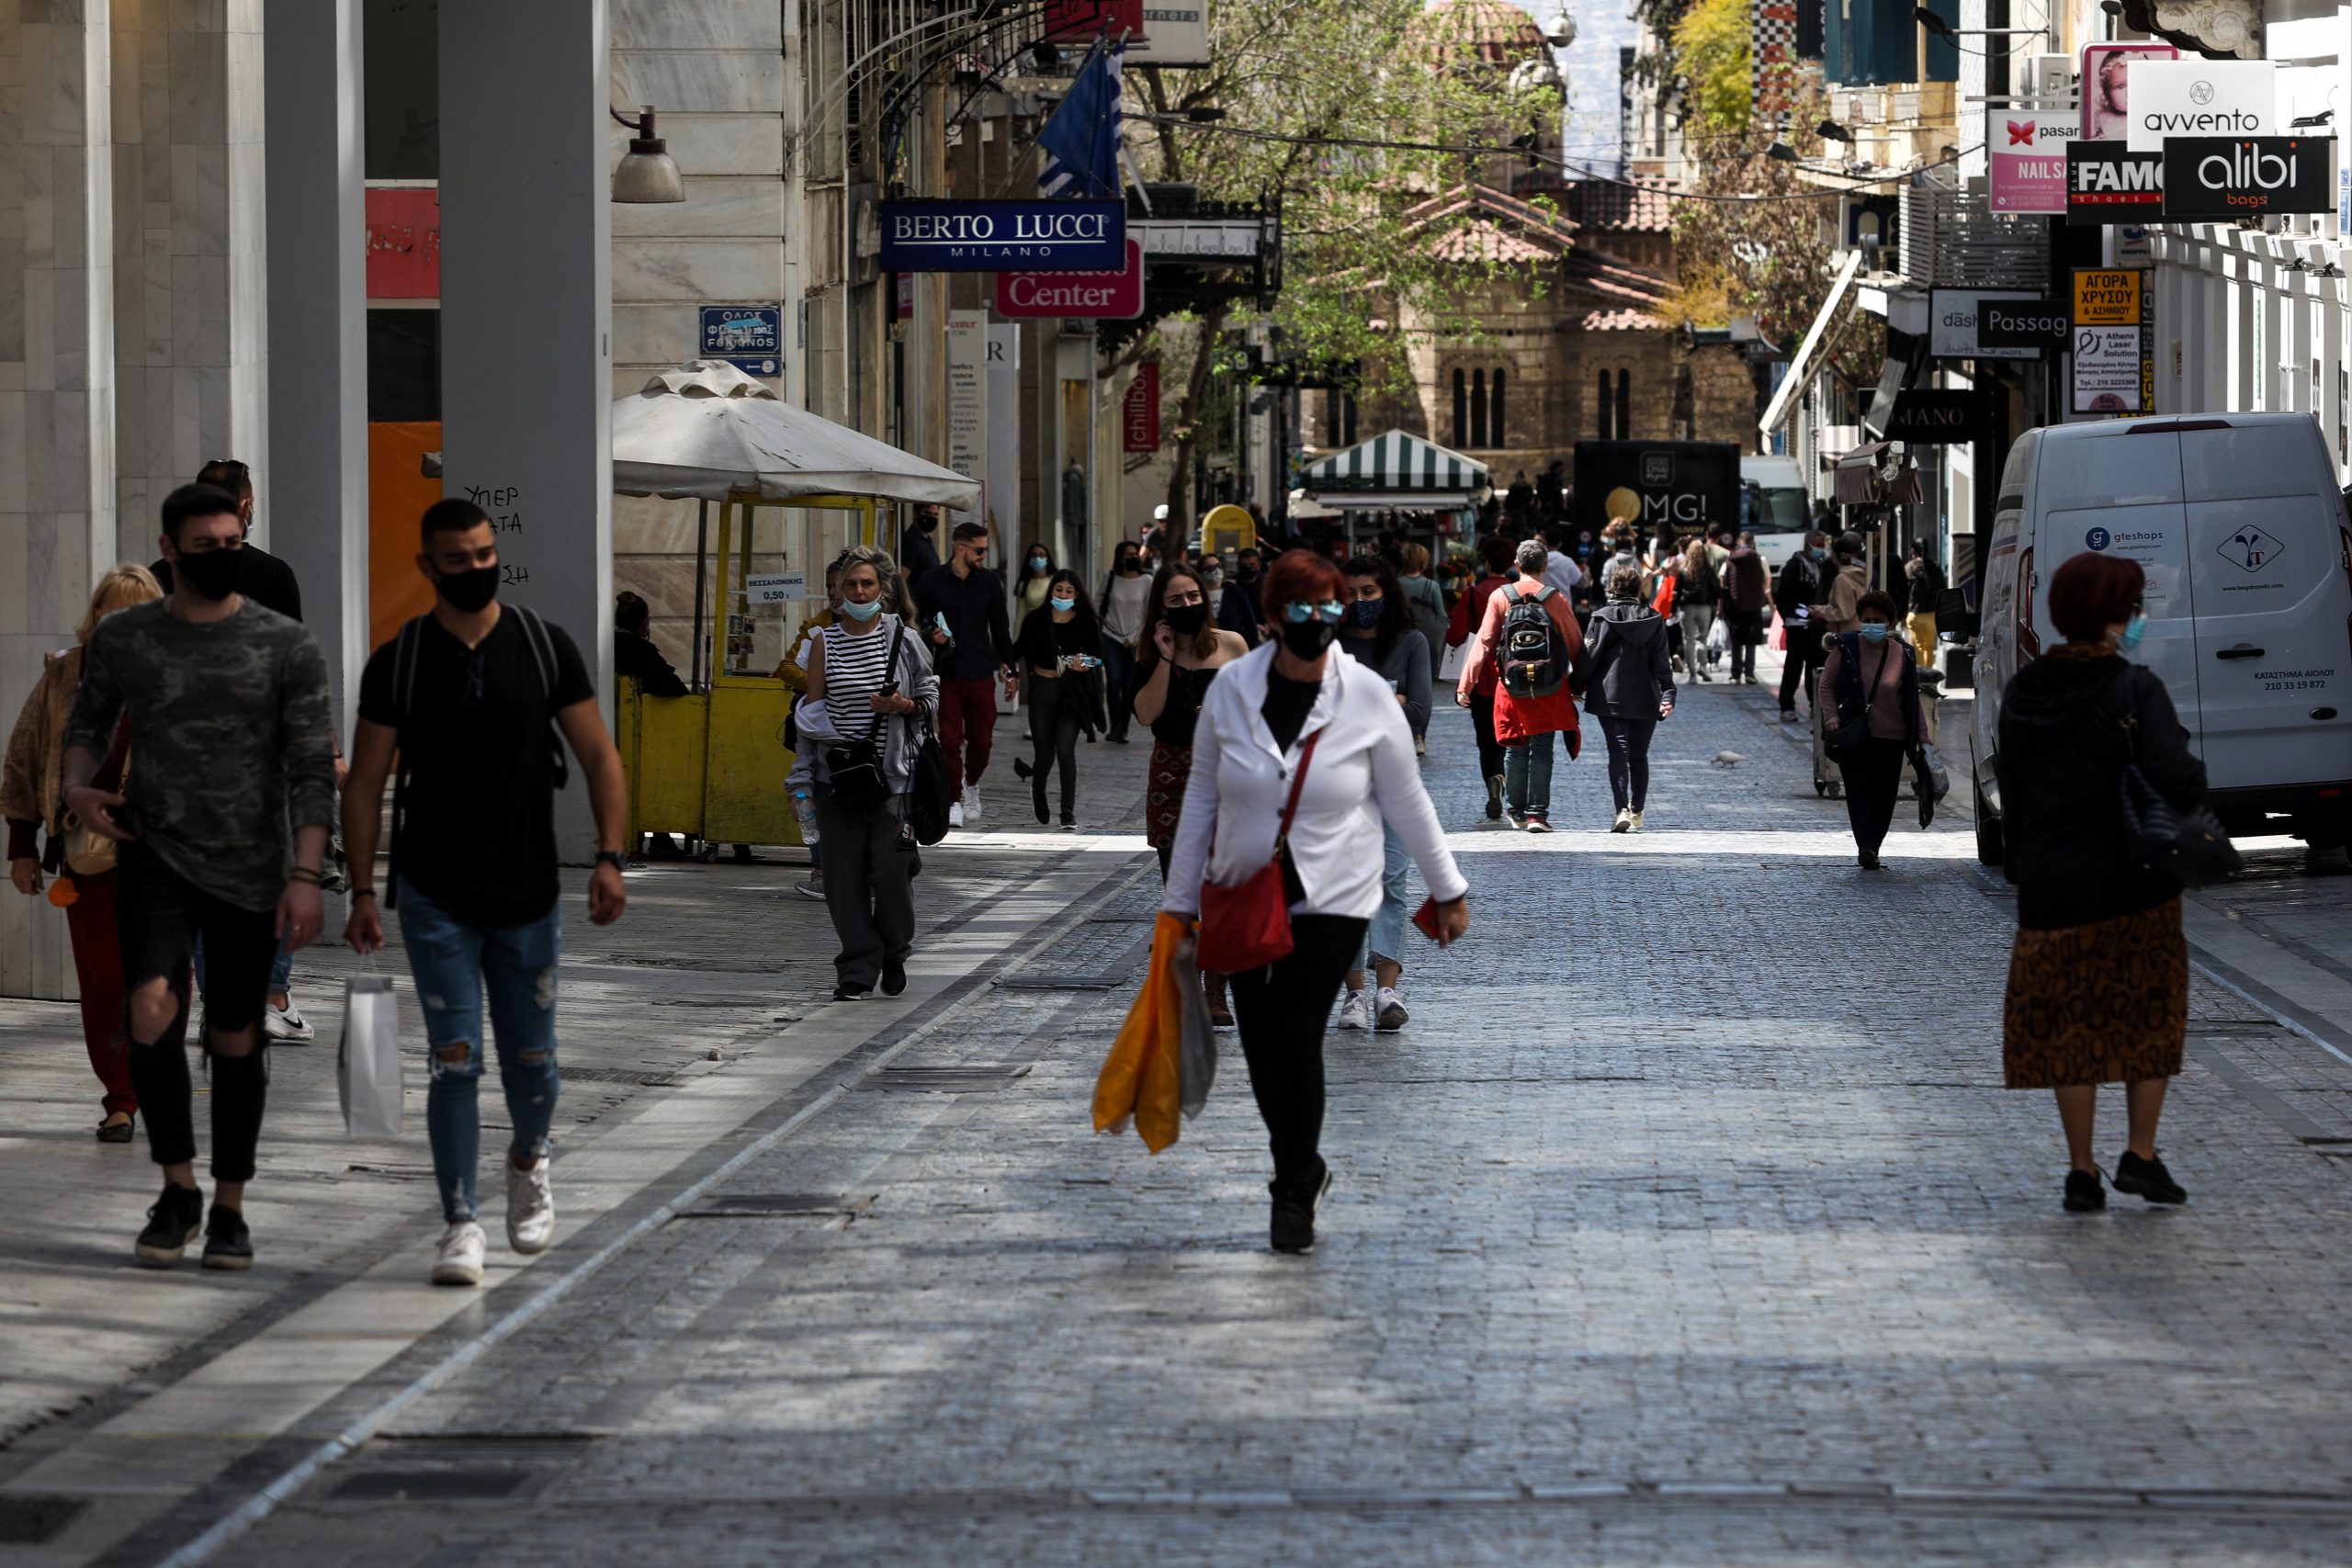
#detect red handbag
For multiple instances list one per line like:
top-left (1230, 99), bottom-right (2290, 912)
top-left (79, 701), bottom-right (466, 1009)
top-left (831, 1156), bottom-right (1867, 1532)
top-left (1195, 731), bottom-right (1322, 974)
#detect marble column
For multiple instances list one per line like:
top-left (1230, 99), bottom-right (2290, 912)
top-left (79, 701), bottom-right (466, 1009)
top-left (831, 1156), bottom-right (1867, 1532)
top-left (110, 0), bottom-right (268, 562)
top-left (262, 0), bottom-right (365, 728)
top-left (440, 0), bottom-right (614, 857)
top-left (1, 2), bottom-right (117, 1001)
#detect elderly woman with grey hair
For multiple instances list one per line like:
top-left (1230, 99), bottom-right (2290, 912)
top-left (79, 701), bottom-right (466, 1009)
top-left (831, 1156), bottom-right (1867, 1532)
top-left (791, 545), bottom-right (939, 1000)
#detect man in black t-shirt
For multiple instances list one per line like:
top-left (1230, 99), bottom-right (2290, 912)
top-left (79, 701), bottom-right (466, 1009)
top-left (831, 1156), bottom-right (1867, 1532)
top-left (341, 498), bottom-right (629, 1290)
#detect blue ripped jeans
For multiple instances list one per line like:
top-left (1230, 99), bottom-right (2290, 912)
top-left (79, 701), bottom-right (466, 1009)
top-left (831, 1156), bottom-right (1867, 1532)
top-left (396, 884), bottom-right (562, 1224)
top-left (1355, 823), bottom-right (1413, 973)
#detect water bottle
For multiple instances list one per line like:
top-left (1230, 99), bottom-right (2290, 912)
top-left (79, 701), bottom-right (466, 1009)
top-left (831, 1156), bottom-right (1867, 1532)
top-left (791, 786), bottom-right (820, 849)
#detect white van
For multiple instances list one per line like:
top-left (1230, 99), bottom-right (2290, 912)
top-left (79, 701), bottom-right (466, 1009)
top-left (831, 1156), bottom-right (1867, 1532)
top-left (1971, 412), bottom-right (2352, 864)
top-left (1738, 456), bottom-right (1812, 571)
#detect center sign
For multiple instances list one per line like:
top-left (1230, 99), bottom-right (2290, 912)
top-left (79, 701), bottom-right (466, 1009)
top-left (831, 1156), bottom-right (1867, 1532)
top-left (877, 199), bottom-right (1125, 273)
top-left (994, 239), bottom-right (1144, 319)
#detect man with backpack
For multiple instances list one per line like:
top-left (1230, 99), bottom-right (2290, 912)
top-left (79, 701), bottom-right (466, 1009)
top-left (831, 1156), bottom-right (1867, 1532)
top-left (1457, 539), bottom-right (1584, 832)
top-left (340, 498), bottom-right (630, 1289)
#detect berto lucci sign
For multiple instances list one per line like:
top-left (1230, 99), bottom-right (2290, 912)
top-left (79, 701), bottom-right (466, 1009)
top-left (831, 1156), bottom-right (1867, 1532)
top-left (877, 199), bottom-right (1125, 272)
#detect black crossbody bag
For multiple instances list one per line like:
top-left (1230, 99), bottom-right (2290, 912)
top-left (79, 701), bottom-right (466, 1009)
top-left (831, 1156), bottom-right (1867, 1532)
top-left (824, 622), bottom-right (903, 812)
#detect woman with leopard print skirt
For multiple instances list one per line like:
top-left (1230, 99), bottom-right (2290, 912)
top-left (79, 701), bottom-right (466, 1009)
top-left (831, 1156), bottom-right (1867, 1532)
top-left (1996, 552), bottom-right (2206, 1214)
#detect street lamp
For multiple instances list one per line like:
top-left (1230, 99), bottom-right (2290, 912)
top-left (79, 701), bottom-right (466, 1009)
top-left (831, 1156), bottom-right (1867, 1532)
top-left (610, 105), bottom-right (685, 204)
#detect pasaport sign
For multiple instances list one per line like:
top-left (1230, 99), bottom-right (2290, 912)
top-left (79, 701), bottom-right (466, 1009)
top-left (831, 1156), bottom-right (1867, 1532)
top-left (1881, 389), bottom-right (1982, 444)
top-left (877, 199), bottom-right (1125, 273)
top-left (2160, 137), bottom-right (2334, 220)
top-left (2066, 141), bottom-right (2164, 223)
top-left (994, 239), bottom-right (1144, 319)
top-left (1989, 111), bottom-right (2074, 214)
top-left (1976, 298), bottom-right (2069, 353)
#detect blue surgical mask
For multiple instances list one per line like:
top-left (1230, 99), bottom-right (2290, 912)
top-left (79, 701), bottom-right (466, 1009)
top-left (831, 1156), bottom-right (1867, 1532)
top-left (840, 598), bottom-right (881, 622)
top-left (1050, 593), bottom-right (1076, 613)
top-left (1857, 623), bottom-right (1890, 644)
top-left (1809, 547), bottom-right (1828, 561)
top-left (2120, 612), bottom-right (2148, 652)
top-left (1347, 599), bottom-right (1384, 627)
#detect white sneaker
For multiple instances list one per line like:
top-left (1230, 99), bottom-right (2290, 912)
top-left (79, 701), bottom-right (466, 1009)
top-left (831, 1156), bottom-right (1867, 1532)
top-left (1374, 987), bottom-right (1408, 1032)
top-left (961, 784), bottom-right (984, 821)
top-left (1629, 810), bottom-right (1645, 833)
top-left (1334, 990), bottom-right (1370, 1032)
top-left (506, 1157), bottom-right (555, 1255)
top-left (431, 1220), bottom-right (486, 1287)
top-left (948, 800), bottom-right (966, 829)
top-left (263, 996), bottom-right (315, 1043)
top-left (1611, 809), bottom-right (1632, 834)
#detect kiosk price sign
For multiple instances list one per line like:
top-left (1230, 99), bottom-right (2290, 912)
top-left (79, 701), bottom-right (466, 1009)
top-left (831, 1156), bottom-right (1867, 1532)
top-left (2072, 269), bottom-right (2154, 415)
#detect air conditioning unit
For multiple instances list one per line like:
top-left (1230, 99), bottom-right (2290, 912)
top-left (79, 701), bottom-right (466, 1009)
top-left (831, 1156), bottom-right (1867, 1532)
top-left (2023, 54), bottom-right (2075, 110)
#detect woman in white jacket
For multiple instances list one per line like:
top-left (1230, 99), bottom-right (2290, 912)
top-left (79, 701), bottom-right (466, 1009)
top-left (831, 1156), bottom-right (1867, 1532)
top-left (1163, 549), bottom-right (1469, 1255)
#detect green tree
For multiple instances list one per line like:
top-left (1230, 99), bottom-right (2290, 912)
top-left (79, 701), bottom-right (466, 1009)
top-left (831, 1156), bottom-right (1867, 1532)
top-left (1673, 0), bottom-right (1752, 133)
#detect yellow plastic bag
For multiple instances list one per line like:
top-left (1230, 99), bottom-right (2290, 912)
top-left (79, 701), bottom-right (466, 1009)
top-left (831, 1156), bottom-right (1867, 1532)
top-left (1091, 912), bottom-right (1192, 1153)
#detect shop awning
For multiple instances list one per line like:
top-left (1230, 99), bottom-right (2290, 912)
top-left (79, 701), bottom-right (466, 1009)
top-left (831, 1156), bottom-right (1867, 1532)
top-left (1758, 249), bottom-right (1865, 442)
top-left (1301, 430), bottom-right (1489, 496)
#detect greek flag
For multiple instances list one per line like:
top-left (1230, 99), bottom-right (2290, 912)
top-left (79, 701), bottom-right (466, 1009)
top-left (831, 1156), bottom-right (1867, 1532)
top-left (1035, 40), bottom-right (1124, 199)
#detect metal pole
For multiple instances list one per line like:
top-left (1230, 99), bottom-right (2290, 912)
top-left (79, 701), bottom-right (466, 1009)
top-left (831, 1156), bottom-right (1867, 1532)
top-left (691, 498), bottom-right (709, 693)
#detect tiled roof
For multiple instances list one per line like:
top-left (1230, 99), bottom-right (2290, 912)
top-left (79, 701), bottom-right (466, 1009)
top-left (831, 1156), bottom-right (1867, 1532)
top-left (1430, 220), bottom-right (1555, 264)
top-left (1566, 178), bottom-right (1673, 233)
top-left (1582, 307), bottom-right (1664, 331)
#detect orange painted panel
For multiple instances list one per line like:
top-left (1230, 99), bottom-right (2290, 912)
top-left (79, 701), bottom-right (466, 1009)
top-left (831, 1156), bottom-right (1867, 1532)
top-left (368, 421), bottom-right (442, 649)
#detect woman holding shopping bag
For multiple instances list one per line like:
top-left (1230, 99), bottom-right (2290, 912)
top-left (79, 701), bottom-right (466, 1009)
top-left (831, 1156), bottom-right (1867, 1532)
top-left (1162, 549), bottom-right (1469, 1256)
top-left (4, 564), bottom-right (164, 1142)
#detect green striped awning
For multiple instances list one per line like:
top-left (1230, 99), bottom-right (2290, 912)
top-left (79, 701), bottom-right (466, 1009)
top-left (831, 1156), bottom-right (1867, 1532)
top-left (1301, 431), bottom-right (1490, 495)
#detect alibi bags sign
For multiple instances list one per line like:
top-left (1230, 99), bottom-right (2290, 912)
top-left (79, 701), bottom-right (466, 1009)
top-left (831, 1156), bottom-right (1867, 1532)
top-left (2159, 137), bottom-right (2335, 219)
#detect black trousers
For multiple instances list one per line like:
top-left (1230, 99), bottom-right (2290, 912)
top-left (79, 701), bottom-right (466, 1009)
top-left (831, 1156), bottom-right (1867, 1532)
top-left (1227, 914), bottom-right (1368, 1193)
top-left (1028, 674), bottom-right (1081, 817)
top-left (1596, 713), bottom-right (1657, 813)
top-left (117, 842), bottom-right (277, 1181)
top-left (1470, 693), bottom-right (1505, 783)
top-left (1838, 736), bottom-right (1908, 858)
top-left (1725, 610), bottom-right (1763, 679)
top-left (1779, 624), bottom-right (1823, 711)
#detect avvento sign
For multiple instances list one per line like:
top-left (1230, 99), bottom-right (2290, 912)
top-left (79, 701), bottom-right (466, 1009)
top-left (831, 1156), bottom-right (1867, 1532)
top-left (877, 199), bottom-right (1125, 272)
top-left (2126, 59), bottom-right (2275, 152)
top-left (2160, 137), bottom-right (2334, 219)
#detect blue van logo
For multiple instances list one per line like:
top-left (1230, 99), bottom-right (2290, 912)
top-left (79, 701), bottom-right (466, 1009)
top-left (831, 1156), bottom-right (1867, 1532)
top-left (2086, 526), bottom-right (2112, 551)
top-left (2218, 525), bottom-right (2283, 572)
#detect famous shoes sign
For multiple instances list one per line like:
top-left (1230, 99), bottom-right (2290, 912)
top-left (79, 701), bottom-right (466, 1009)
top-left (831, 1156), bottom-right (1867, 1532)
top-left (2159, 137), bottom-right (2334, 219)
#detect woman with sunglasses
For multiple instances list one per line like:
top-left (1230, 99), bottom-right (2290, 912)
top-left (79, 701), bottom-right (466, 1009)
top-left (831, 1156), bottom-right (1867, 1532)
top-left (1163, 549), bottom-right (1469, 1255)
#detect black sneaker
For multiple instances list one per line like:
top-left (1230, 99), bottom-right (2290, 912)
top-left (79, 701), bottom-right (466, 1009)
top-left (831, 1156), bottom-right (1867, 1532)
top-left (2063, 1168), bottom-right (2107, 1213)
top-left (201, 1204), bottom-right (254, 1270)
top-left (1269, 1165), bottom-right (1333, 1255)
top-left (134, 1184), bottom-right (205, 1266)
top-left (1485, 775), bottom-right (1504, 820)
top-left (881, 956), bottom-right (907, 997)
top-left (2112, 1150), bottom-right (2187, 1204)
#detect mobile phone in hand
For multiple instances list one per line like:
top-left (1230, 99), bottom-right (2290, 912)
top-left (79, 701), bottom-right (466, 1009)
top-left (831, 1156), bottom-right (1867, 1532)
top-left (1412, 897), bottom-right (1443, 942)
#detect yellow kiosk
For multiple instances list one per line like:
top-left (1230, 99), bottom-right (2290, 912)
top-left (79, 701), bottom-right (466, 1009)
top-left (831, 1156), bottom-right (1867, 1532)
top-left (608, 364), bottom-right (980, 860)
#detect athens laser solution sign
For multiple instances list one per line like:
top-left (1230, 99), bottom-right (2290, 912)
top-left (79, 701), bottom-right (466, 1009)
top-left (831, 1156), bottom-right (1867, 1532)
top-left (2160, 137), bottom-right (2334, 219)
top-left (2126, 60), bottom-right (2274, 152)
top-left (878, 199), bottom-right (1125, 273)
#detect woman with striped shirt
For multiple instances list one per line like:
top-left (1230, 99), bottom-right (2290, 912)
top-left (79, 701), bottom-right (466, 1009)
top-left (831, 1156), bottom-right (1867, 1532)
top-left (794, 546), bottom-right (938, 999)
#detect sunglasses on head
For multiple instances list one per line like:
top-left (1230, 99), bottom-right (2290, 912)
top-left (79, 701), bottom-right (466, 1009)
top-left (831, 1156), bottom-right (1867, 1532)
top-left (1279, 600), bottom-right (1345, 625)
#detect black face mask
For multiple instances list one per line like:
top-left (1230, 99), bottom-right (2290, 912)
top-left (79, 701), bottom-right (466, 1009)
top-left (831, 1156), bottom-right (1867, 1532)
top-left (434, 563), bottom-right (501, 613)
top-left (1161, 603), bottom-right (1209, 636)
top-left (1279, 617), bottom-right (1340, 660)
top-left (1117, 557), bottom-right (1140, 575)
top-left (1238, 564), bottom-right (1260, 583)
top-left (173, 547), bottom-right (243, 602)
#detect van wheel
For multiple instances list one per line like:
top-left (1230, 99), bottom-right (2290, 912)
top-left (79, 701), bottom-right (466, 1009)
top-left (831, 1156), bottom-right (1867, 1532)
top-left (1974, 784), bottom-right (2004, 867)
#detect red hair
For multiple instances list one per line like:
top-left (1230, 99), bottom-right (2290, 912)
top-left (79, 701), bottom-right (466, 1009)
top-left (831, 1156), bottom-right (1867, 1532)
top-left (1259, 547), bottom-right (1347, 620)
top-left (2047, 552), bottom-right (2143, 643)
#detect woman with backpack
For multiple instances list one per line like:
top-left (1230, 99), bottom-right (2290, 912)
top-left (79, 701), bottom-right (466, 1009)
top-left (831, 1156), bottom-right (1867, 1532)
top-left (794, 546), bottom-right (939, 999)
top-left (1579, 561), bottom-right (1676, 832)
top-left (1333, 556), bottom-right (1433, 1032)
top-left (1673, 538), bottom-right (1721, 683)
top-left (1816, 589), bottom-right (1926, 870)
top-left (1457, 539), bottom-right (1582, 833)
top-left (1996, 552), bottom-right (2204, 1213)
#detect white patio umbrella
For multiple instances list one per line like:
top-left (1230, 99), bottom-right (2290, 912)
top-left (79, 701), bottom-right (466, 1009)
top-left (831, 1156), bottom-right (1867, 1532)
top-left (610, 360), bottom-right (980, 509)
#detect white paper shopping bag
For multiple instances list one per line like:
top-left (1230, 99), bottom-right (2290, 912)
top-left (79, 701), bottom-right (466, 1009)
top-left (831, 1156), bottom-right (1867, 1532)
top-left (338, 975), bottom-right (403, 1138)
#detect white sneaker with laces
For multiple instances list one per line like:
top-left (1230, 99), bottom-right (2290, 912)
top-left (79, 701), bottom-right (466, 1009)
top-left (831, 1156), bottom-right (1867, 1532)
top-left (1334, 990), bottom-right (1370, 1032)
top-left (948, 800), bottom-right (966, 829)
top-left (432, 1220), bottom-right (486, 1287)
top-left (961, 784), bottom-right (984, 821)
top-left (1629, 810), bottom-right (1645, 833)
top-left (1611, 809), bottom-right (1632, 834)
top-left (263, 996), bottom-right (315, 1043)
top-left (506, 1157), bottom-right (555, 1255)
top-left (1374, 987), bottom-right (1409, 1032)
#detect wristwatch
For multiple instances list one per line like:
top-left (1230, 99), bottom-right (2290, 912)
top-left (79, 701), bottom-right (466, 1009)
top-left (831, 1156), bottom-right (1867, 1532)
top-left (594, 851), bottom-right (628, 874)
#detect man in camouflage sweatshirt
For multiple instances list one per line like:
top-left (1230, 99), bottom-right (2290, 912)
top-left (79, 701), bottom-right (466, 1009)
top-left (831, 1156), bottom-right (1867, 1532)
top-left (62, 482), bottom-right (338, 1271)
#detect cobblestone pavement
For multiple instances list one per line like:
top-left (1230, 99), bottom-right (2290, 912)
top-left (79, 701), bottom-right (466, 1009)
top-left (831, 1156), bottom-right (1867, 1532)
top-left (9, 659), bottom-right (2352, 1566)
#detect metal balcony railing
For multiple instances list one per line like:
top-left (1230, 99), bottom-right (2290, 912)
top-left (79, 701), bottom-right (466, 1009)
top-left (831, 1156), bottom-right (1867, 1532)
top-left (1900, 171), bottom-right (2050, 290)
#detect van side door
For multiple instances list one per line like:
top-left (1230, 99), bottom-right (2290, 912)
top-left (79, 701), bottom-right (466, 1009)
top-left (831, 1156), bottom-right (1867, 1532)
top-left (2181, 419), bottom-right (2352, 792)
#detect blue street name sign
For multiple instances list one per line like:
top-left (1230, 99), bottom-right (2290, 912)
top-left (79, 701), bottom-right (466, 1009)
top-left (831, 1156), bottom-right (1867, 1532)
top-left (700, 305), bottom-right (783, 358)
top-left (877, 198), bottom-right (1125, 273)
